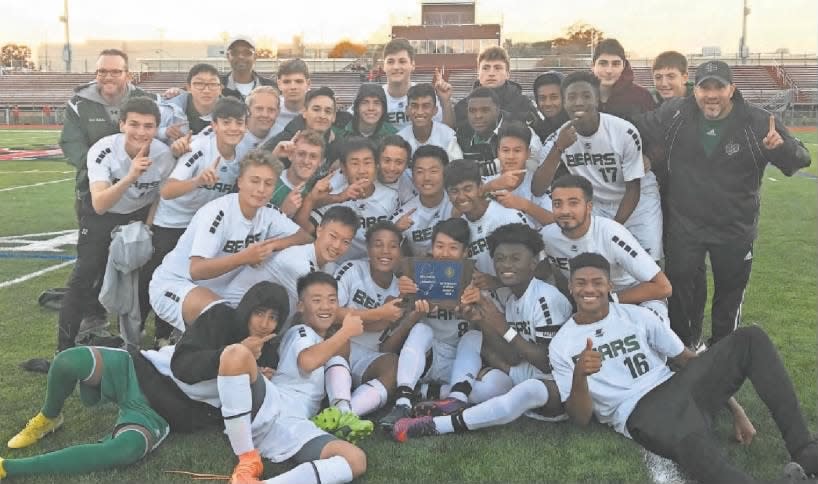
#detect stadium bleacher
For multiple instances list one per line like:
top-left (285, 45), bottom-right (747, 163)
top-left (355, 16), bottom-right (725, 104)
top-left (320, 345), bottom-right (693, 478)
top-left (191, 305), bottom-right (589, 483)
top-left (0, 64), bottom-right (812, 113)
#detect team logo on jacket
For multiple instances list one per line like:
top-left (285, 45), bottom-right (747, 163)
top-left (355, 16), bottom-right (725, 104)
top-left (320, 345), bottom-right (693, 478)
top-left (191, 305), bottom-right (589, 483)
top-left (725, 142), bottom-right (740, 156)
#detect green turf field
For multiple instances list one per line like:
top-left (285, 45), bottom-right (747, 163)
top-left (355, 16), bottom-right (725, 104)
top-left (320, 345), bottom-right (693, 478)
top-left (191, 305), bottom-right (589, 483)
top-left (0, 129), bottom-right (815, 483)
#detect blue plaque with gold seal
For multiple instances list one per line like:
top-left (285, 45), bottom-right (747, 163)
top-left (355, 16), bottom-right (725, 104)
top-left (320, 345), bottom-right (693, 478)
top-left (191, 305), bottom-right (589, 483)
top-left (402, 257), bottom-right (474, 309)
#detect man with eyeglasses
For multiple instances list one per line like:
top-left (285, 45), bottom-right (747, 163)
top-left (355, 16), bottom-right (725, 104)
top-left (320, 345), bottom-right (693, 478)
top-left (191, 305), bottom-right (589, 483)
top-left (220, 36), bottom-right (275, 102)
top-left (55, 48), bottom-right (152, 347)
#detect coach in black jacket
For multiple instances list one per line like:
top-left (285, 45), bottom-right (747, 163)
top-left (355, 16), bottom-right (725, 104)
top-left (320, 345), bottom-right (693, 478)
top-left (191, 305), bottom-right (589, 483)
top-left (637, 60), bottom-right (811, 349)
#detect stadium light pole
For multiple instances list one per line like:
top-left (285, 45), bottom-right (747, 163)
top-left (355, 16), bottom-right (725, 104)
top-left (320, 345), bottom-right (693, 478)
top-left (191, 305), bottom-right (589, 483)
top-left (738, 0), bottom-right (750, 64)
top-left (59, 0), bottom-right (71, 72)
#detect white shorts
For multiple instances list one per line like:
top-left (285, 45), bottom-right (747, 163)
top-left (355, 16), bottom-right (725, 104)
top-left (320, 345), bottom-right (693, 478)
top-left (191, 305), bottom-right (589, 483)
top-left (149, 274), bottom-right (198, 332)
top-left (253, 380), bottom-right (328, 463)
top-left (349, 343), bottom-right (388, 387)
top-left (420, 340), bottom-right (458, 385)
top-left (593, 187), bottom-right (663, 260)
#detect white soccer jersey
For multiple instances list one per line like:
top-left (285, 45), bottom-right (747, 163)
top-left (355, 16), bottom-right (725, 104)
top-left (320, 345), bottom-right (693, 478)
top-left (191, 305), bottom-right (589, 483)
top-left (383, 171), bottom-right (416, 206)
top-left (272, 324), bottom-right (326, 418)
top-left (545, 114), bottom-right (647, 204)
top-left (389, 193), bottom-right (453, 256)
top-left (312, 182), bottom-right (399, 263)
top-left (483, 170), bottom-right (552, 228)
top-left (153, 135), bottom-right (241, 229)
top-left (383, 83), bottom-right (443, 131)
top-left (86, 134), bottom-right (175, 214)
top-left (549, 303), bottom-right (684, 436)
top-left (335, 259), bottom-right (400, 351)
top-left (505, 278), bottom-right (572, 350)
top-left (153, 193), bottom-right (300, 292)
top-left (221, 243), bottom-right (334, 325)
top-left (270, 98), bottom-right (299, 137)
top-left (462, 200), bottom-right (530, 275)
top-left (541, 216), bottom-right (660, 292)
top-left (397, 121), bottom-right (463, 164)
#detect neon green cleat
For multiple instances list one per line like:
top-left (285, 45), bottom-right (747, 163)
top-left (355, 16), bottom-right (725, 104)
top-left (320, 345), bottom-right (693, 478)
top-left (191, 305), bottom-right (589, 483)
top-left (333, 412), bottom-right (374, 443)
top-left (7, 412), bottom-right (64, 449)
top-left (0, 456), bottom-right (6, 479)
top-left (311, 406), bottom-right (343, 433)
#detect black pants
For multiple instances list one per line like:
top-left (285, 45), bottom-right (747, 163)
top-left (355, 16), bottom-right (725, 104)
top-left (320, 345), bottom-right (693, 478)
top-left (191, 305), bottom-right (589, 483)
top-left (665, 227), bottom-right (753, 348)
top-left (138, 225), bottom-right (185, 340)
top-left (57, 206), bottom-right (151, 351)
top-left (626, 326), bottom-right (812, 483)
top-left (73, 196), bottom-right (107, 322)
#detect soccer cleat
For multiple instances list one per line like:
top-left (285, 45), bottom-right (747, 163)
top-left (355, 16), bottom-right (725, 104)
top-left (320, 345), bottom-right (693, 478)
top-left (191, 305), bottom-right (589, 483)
top-left (413, 397), bottom-right (469, 417)
top-left (7, 412), bottom-right (64, 449)
top-left (379, 404), bottom-right (412, 432)
top-left (333, 412), bottom-right (374, 443)
top-left (392, 416), bottom-right (438, 443)
top-left (0, 456), bottom-right (6, 480)
top-left (230, 449), bottom-right (263, 484)
top-left (311, 406), bottom-right (343, 432)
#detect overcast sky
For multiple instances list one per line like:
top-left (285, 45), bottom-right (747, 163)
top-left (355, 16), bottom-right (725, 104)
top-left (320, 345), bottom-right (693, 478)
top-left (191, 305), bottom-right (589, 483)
top-left (1, 0), bottom-right (815, 57)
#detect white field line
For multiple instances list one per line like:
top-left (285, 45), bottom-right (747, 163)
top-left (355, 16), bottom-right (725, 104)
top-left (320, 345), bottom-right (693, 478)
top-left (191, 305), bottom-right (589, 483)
top-left (0, 260), bottom-right (74, 289)
top-left (0, 177), bottom-right (71, 192)
top-left (643, 449), bottom-right (686, 484)
top-left (0, 170), bottom-right (72, 174)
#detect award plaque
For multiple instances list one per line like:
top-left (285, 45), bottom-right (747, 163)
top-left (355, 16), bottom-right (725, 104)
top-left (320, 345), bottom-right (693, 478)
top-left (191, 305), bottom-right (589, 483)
top-left (403, 257), bottom-right (474, 309)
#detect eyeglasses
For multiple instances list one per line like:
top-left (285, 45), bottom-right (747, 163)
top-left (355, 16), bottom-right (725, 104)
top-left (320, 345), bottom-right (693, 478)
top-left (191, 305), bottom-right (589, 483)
top-left (191, 81), bottom-right (222, 91)
top-left (96, 69), bottom-right (126, 77)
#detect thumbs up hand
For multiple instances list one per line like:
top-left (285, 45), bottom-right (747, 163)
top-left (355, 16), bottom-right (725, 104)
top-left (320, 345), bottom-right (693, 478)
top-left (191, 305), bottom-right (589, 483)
top-left (576, 337), bottom-right (602, 377)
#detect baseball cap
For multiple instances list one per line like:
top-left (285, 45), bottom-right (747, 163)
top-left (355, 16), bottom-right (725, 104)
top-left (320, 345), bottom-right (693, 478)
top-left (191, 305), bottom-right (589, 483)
top-left (695, 61), bottom-right (732, 86)
top-left (227, 35), bottom-right (255, 51)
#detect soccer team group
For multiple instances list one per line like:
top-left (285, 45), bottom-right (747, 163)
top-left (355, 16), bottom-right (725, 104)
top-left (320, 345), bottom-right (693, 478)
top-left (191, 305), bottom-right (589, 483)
top-left (2, 35), bottom-right (816, 483)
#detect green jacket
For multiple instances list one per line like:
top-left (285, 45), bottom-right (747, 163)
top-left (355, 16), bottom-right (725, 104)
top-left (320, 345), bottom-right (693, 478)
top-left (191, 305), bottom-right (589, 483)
top-left (332, 119), bottom-right (397, 144)
top-left (59, 81), bottom-right (151, 205)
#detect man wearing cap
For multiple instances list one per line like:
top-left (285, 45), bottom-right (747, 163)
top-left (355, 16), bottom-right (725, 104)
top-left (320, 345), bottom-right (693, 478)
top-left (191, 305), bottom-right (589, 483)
top-left (220, 36), bottom-right (275, 101)
top-left (636, 60), bottom-right (811, 350)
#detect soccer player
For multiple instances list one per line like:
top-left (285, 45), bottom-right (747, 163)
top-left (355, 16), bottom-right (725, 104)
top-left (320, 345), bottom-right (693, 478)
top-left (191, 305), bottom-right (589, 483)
top-left (376, 135), bottom-right (415, 205)
top-left (396, 83), bottom-right (463, 163)
top-left (531, 71), bottom-right (568, 141)
top-left (549, 253), bottom-right (818, 484)
top-left (380, 38), bottom-right (453, 130)
top-left (453, 45), bottom-right (540, 131)
top-left (271, 58), bottom-right (311, 136)
top-left (220, 206), bottom-right (360, 325)
top-left (334, 83), bottom-right (397, 143)
top-left (378, 218), bottom-right (474, 429)
top-left (533, 71), bottom-right (663, 259)
top-left (390, 145), bottom-right (453, 256)
top-left (591, 38), bottom-right (656, 123)
top-left (1, 346), bottom-right (169, 478)
top-left (542, 175), bottom-right (672, 317)
top-left (480, 121), bottom-right (554, 227)
top-left (328, 222), bottom-right (406, 417)
top-left (139, 97), bottom-right (250, 346)
top-left (445, 159), bottom-right (529, 278)
top-left (651, 50), bottom-right (692, 103)
top-left (214, 273), bottom-right (368, 484)
top-left (220, 36), bottom-right (275, 101)
top-left (268, 129), bottom-right (325, 216)
top-left (297, 137), bottom-right (399, 263)
top-left (456, 87), bottom-right (544, 176)
top-left (148, 151), bottom-right (310, 333)
top-left (392, 223), bottom-right (572, 441)
top-left (56, 96), bottom-right (175, 352)
top-left (160, 63), bottom-right (223, 141)
top-left (263, 87), bottom-right (340, 169)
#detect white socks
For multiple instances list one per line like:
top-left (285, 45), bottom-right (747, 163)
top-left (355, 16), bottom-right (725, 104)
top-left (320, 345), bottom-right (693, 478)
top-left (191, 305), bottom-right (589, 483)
top-left (264, 455), bottom-right (353, 484)
top-left (469, 369), bottom-right (514, 404)
top-left (433, 379), bottom-right (550, 434)
top-left (351, 379), bottom-right (388, 416)
top-left (448, 330), bottom-right (483, 402)
top-left (217, 374), bottom-right (255, 455)
top-left (325, 356), bottom-right (353, 413)
top-left (395, 323), bottom-right (434, 407)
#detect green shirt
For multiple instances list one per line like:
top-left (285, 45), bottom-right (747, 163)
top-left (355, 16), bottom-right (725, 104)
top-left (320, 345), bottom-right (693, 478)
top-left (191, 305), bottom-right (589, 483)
top-left (699, 112), bottom-right (731, 157)
top-left (269, 170), bottom-right (309, 208)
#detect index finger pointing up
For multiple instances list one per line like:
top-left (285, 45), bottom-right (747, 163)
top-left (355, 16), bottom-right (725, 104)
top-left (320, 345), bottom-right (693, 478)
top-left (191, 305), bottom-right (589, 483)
top-left (768, 114), bottom-right (776, 135)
